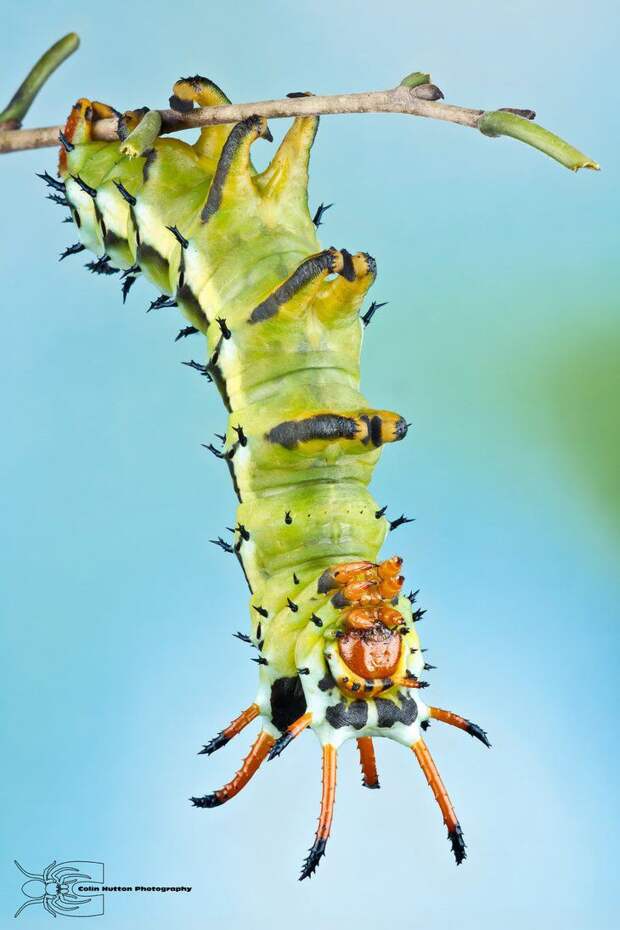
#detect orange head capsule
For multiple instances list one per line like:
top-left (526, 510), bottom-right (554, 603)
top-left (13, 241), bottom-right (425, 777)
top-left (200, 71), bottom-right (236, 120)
top-left (338, 625), bottom-right (402, 680)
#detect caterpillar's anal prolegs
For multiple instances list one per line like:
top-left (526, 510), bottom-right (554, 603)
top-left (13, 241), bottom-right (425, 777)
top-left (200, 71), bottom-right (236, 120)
top-left (54, 74), bottom-right (489, 879)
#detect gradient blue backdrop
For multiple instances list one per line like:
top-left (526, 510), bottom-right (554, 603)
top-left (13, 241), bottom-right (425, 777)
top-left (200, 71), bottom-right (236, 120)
top-left (1, 2), bottom-right (618, 928)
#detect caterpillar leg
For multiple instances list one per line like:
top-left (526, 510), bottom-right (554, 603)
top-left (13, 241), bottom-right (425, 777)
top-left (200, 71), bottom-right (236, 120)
top-left (200, 116), bottom-right (272, 224)
top-left (268, 710), bottom-right (313, 760)
top-left (356, 737), bottom-right (380, 789)
top-left (198, 702), bottom-right (260, 756)
top-left (429, 706), bottom-right (491, 747)
top-left (248, 248), bottom-right (343, 324)
top-left (169, 75), bottom-right (233, 166)
top-left (314, 249), bottom-right (377, 325)
top-left (411, 738), bottom-right (466, 865)
top-left (299, 744), bottom-right (337, 881)
top-left (257, 104), bottom-right (319, 203)
top-left (191, 730), bottom-right (275, 808)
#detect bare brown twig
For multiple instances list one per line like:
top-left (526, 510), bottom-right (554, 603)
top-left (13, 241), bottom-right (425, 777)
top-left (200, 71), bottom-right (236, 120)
top-left (0, 37), bottom-right (599, 172)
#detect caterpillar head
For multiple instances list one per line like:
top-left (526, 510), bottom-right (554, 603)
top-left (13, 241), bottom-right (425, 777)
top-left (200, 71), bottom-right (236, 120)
top-left (313, 557), bottom-right (423, 700)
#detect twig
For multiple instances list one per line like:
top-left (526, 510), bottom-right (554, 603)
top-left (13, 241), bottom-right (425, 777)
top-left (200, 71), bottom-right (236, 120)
top-left (0, 33), bottom-right (79, 130)
top-left (0, 36), bottom-right (599, 172)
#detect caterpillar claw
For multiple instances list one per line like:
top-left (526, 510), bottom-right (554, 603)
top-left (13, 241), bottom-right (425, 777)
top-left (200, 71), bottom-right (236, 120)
top-left (299, 838), bottom-right (328, 881)
top-left (198, 704), bottom-right (259, 756)
top-left (429, 706), bottom-right (491, 748)
top-left (448, 825), bottom-right (467, 865)
top-left (268, 711), bottom-right (312, 760)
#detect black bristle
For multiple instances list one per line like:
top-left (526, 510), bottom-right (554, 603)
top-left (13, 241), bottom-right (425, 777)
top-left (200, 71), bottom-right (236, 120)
top-left (389, 514), bottom-right (415, 532)
top-left (121, 275), bottom-right (137, 303)
top-left (114, 180), bottom-right (137, 206)
top-left (311, 614), bottom-right (323, 627)
top-left (183, 360), bottom-right (212, 380)
top-left (287, 598), bottom-right (299, 613)
top-left (72, 174), bottom-right (97, 198)
top-left (85, 254), bottom-right (119, 276)
top-left (361, 300), bottom-right (389, 327)
top-left (36, 170), bottom-right (66, 193)
top-left (59, 242), bottom-right (85, 262)
top-left (375, 505), bottom-right (388, 519)
top-left (210, 536), bottom-right (234, 553)
top-left (58, 131), bottom-right (74, 152)
top-left (47, 193), bottom-right (70, 207)
top-left (312, 202), bottom-right (333, 227)
top-left (251, 656), bottom-right (268, 665)
top-left (216, 317), bottom-right (231, 339)
top-left (147, 295), bottom-right (177, 312)
top-left (253, 605), bottom-right (269, 619)
top-left (202, 442), bottom-right (224, 459)
top-left (237, 524), bottom-right (250, 541)
top-left (121, 264), bottom-right (140, 278)
top-left (175, 325), bottom-right (199, 341)
top-left (233, 424), bottom-right (247, 446)
top-left (233, 631), bottom-right (253, 644)
top-left (167, 224), bottom-right (189, 249)
top-left (406, 589), bottom-right (420, 604)
top-left (293, 573), bottom-right (300, 585)
top-left (284, 511), bottom-right (293, 524)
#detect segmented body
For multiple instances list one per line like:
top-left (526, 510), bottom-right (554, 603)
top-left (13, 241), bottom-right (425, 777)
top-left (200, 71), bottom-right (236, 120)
top-left (52, 76), bottom-right (489, 879)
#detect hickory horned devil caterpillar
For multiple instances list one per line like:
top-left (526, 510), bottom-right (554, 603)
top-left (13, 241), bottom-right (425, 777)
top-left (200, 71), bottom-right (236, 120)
top-left (34, 69), bottom-right (587, 881)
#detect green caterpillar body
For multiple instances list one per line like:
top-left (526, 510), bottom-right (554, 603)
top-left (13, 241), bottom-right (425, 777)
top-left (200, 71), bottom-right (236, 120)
top-left (52, 76), bottom-right (489, 879)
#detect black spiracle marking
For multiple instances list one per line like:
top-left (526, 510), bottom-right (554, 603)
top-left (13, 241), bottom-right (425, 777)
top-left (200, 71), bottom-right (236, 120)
top-left (270, 676), bottom-right (307, 733)
top-left (375, 693), bottom-right (418, 728)
top-left (325, 700), bottom-right (368, 730)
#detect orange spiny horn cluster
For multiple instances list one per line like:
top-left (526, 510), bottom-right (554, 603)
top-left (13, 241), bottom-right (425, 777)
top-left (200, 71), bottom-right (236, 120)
top-left (318, 556), bottom-right (404, 612)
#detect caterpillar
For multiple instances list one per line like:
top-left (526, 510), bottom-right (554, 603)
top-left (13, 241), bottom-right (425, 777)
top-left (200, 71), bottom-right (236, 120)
top-left (46, 75), bottom-right (491, 881)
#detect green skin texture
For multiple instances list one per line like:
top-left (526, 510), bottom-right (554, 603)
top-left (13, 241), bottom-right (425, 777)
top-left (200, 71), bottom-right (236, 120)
top-left (58, 89), bottom-right (431, 854)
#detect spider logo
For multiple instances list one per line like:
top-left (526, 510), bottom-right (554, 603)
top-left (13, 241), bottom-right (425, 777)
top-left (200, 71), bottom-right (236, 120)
top-left (14, 859), bottom-right (104, 918)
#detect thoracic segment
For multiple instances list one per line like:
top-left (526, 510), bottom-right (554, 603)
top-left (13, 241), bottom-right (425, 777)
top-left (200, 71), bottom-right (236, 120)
top-left (55, 76), bottom-right (489, 880)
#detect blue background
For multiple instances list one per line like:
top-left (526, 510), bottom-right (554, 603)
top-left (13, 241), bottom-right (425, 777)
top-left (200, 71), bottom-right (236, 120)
top-left (1, 1), bottom-right (618, 927)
